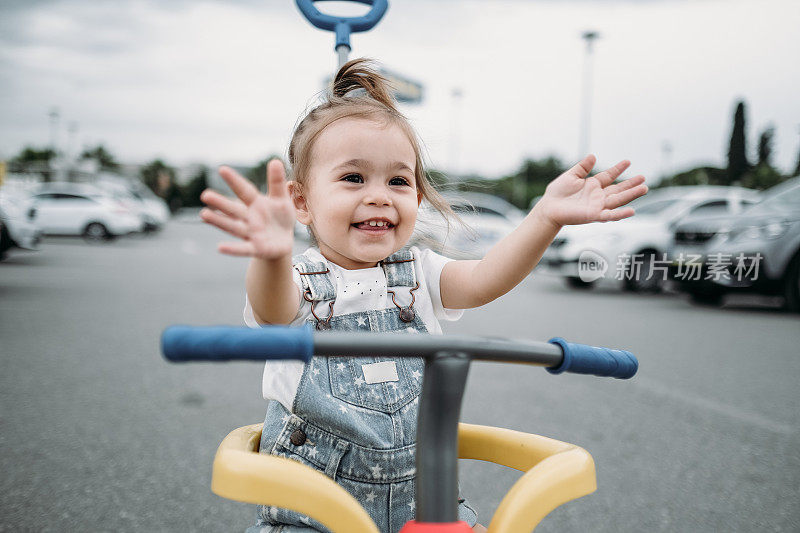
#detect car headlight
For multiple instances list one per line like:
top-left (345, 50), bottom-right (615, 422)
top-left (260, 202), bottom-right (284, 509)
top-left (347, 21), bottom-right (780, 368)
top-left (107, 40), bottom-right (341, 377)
top-left (730, 220), bottom-right (790, 242)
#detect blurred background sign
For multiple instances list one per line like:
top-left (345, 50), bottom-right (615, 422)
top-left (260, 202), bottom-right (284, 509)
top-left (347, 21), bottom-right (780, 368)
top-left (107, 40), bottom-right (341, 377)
top-left (324, 67), bottom-right (424, 104)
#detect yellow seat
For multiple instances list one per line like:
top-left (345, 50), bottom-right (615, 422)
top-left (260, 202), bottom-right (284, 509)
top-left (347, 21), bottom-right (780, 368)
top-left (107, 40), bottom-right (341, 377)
top-left (212, 423), bottom-right (596, 533)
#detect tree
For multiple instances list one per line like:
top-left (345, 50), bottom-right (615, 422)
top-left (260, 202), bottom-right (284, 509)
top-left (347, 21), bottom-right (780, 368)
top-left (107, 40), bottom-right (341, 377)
top-left (655, 166), bottom-right (728, 188)
top-left (140, 159), bottom-right (174, 195)
top-left (727, 100), bottom-right (750, 184)
top-left (793, 141), bottom-right (800, 177)
top-left (246, 155), bottom-right (283, 192)
top-left (741, 164), bottom-right (785, 190)
top-left (9, 146), bottom-right (57, 180)
top-left (140, 159), bottom-right (182, 213)
top-left (80, 144), bottom-right (119, 171)
top-left (757, 126), bottom-right (774, 167)
top-left (181, 166), bottom-right (209, 207)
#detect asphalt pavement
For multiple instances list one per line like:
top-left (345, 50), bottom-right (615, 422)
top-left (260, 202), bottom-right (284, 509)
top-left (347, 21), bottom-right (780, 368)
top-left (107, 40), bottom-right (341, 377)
top-left (1, 217), bottom-right (798, 532)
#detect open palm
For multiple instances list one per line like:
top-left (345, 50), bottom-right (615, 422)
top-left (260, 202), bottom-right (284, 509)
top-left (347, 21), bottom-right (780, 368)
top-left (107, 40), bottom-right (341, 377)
top-left (199, 160), bottom-right (296, 259)
top-left (538, 155), bottom-right (648, 226)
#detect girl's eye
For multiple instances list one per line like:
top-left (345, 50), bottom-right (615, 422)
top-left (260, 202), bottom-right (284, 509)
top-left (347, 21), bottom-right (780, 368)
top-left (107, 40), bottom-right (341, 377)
top-left (389, 177), bottom-right (411, 186)
top-left (342, 174), bottom-right (363, 183)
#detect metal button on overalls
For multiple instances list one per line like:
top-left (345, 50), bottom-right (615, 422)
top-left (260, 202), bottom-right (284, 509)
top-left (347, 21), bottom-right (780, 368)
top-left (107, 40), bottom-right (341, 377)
top-left (289, 429), bottom-right (306, 446)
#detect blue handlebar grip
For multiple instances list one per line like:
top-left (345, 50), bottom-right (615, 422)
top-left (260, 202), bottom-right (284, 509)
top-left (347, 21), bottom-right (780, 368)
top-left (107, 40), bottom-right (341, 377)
top-left (546, 337), bottom-right (638, 379)
top-left (162, 324), bottom-right (314, 363)
top-left (295, 0), bottom-right (388, 49)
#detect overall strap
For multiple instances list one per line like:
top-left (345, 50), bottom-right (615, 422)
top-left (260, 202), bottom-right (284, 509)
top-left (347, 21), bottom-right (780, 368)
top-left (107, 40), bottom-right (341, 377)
top-left (379, 249), bottom-right (417, 288)
top-left (293, 255), bottom-right (337, 302)
top-left (380, 249), bottom-right (420, 323)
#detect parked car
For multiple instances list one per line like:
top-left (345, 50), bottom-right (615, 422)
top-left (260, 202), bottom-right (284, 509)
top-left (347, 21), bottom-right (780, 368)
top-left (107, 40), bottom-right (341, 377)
top-left (0, 190), bottom-right (43, 260)
top-left (0, 218), bottom-right (10, 259)
top-left (412, 192), bottom-right (525, 258)
top-left (540, 186), bottom-right (761, 291)
top-left (95, 177), bottom-right (170, 232)
top-left (669, 177), bottom-right (800, 311)
top-left (27, 183), bottom-right (143, 241)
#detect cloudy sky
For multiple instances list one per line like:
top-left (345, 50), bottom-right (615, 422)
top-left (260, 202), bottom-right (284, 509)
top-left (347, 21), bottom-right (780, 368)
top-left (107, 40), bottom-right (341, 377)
top-left (1, 0), bottom-right (798, 184)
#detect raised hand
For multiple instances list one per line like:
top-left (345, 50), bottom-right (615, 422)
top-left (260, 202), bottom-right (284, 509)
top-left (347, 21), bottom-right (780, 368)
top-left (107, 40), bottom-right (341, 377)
top-left (536, 155), bottom-right (648, 227)
top-left (200, 159), bottom-right (296, 259)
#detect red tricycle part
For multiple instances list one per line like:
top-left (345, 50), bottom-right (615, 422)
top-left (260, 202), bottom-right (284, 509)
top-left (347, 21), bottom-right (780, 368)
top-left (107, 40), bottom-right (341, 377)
top-left (399, 521), bottom-right (474, 533)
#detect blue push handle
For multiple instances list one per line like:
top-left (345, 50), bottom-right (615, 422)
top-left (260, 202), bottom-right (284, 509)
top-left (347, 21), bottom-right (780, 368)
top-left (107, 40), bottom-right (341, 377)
top-left (295, 0), bottom-right (388, 50)
top-left (162, 324), bottom-right (314, 363)
top-left (547, 338), bottom-right (638, 379)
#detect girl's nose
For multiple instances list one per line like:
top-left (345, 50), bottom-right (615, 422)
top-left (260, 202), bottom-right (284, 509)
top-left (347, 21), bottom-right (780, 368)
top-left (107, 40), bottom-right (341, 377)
top-left (364, 185), bottom-right (392, 207)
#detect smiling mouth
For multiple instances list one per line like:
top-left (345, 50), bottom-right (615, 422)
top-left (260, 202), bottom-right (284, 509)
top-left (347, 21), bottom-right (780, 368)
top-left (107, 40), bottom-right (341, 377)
top-left (352, 219), bottom-right (396, 230)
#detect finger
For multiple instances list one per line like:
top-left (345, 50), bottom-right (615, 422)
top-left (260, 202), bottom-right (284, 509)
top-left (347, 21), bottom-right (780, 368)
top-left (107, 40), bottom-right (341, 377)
top-left (200, 189), bottom-right (247, 219)
top-left (603, 175), bottom-right (645, 197)
top-left (569, 154), bottom-right (597, 178)
top-left (605, 183), bottom-right (648, 210)
top-left (599, 207), bottom-right (635, 222)
top-left (266, 159), bottom-right (289, 199)
top-left (596, 160), bottom-right (631, 187)
top-left (200, 207), bottom-right (249, 239)
top-left (218, 166), bottom-right (260, 205)
top-left (218, 241), bottom-right (256, 257)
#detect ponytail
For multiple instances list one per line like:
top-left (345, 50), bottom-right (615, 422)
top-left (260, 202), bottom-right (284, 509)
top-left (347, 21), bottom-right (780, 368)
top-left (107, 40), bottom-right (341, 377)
top-left (331, 58), bottom-right (398, 113)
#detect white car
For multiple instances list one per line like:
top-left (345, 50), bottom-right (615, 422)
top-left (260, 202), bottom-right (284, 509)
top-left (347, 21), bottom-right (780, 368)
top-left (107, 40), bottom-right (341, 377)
top-left (0, 190), bottom-right (43, 254)
top-left (27, 183), bottom-right (143, 241)
top-left (96, 177), bottom-right (170, 232)
top-left (540, 185), bottom-right (761, 291)
top-left (413, 192), bottom-right (525, 258)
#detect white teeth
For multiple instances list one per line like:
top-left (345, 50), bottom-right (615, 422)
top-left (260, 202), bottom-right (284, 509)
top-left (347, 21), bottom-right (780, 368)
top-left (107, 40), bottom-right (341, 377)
top-left (366, 220), bottom-right (388, 227)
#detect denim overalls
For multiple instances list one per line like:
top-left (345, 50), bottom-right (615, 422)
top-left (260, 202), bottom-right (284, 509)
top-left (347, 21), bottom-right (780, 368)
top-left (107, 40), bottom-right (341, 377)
top-left (247, 250), bottom-right (477, 533)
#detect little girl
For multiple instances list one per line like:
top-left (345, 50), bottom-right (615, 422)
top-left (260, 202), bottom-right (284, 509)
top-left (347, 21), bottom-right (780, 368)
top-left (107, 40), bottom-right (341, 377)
top-left (200, 59), bottom-right (647, 533)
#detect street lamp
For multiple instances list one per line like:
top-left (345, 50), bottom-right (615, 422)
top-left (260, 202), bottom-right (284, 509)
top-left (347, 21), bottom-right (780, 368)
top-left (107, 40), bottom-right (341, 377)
top-left (578, 31), bottom-right (599, 158)
top-left (48, 107), bottom-right (60, 154)
top-left (448, 88), bottom-right (463, 177)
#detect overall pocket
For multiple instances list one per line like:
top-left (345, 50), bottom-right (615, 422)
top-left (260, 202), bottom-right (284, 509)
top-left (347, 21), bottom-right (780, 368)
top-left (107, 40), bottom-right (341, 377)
top-left (324, 311), bottom-right (427, 414)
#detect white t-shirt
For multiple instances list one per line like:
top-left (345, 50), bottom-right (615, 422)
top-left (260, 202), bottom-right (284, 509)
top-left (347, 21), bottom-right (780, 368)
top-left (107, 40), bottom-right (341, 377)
top-left (243, 246), bottom-right (463, 412)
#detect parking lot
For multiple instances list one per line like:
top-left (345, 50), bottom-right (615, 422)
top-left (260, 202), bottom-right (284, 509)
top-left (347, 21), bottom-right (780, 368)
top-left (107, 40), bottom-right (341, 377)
top-left (1, 218), bottom-right (798, 532)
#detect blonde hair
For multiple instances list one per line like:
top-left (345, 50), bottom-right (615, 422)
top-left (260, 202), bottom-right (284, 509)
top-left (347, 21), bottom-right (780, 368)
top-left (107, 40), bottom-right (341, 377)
top-left (287, 58), bottom-right (455, 228)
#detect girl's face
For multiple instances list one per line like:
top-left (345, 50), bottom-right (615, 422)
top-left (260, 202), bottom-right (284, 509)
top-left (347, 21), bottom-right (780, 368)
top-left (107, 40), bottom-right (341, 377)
top-left (293, 117), bottom-right (421, 270)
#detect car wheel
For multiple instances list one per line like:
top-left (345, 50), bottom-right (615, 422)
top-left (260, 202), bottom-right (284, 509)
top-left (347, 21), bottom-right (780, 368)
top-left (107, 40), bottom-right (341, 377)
top-left (83, 222), bottom-right (111, 243)
top-left (687, 288), bottom-right (724, 307)
top-left (782, 251), bottom-right (800, 313)
top-left (623, 251), bottom-right (663, 293)
top-left (565, 277), bottom-right (596, 289)
top-left (0, 222), bottom-right (12, 260)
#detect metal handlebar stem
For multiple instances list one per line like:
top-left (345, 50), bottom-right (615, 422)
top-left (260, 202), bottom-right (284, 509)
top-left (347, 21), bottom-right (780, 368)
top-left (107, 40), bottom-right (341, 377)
top-left (295, 0), bottom-right (389, 70)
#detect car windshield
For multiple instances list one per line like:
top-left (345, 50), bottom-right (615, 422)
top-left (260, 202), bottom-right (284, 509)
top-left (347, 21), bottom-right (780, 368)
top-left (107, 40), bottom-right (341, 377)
top-left (746, 179), bottom-right (800, 214)
top-left (632, 198), bottom-right (681, 215)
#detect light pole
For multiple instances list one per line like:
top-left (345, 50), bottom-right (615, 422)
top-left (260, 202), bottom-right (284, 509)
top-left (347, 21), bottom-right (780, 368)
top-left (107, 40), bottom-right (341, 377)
top-left (578, 31), bottom-right (599, 158)
top-left (448, 87), bottom-right (463, 177)
top-left (48, 107), bottom-right (60, 154)
top-left (661, 141), bottom-right (673, 183)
